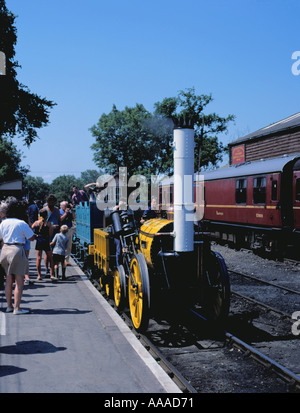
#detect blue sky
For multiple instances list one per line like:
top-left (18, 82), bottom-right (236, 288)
top-left (5, 0), bottom-right (300, 183)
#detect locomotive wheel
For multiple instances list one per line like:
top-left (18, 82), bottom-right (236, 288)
top-left (128, 253), bottom-right (150, 332)
top-left (202, 251), bottom-right (230, 323)
top-left (113, 265), bottom-right (127, 311)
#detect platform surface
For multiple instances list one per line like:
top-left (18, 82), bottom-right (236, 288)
top-left (0, 245), bottom-right (181, 393)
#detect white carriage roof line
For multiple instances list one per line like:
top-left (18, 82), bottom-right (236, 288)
top-left (197, 153), bottom-right (300, 181)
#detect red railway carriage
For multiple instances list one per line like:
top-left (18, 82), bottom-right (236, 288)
top-left (200, 154), bottom-right (300, 254)
top-left (160, 153), bottom-right (300, 256)
top-left (201, 159), bottom-right (286, 228)
top-left (202, 171), bottom-right (282, 227)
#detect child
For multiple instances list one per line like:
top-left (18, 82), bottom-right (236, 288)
top-left (50, 225), bottom-right (69, 280)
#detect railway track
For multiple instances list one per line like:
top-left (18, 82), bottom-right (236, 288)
top-left (227, 268), bottom-right (300, 389)
top-left (229, 269), bottom-right (300, 317)
top-left (72, 253), bottom-right (300, 393)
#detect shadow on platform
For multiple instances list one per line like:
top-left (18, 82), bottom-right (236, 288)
top-left (0, 340), bottom-right (66, 355)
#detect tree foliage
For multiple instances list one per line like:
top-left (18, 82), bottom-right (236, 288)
top-left (154, 87), bottom-right (235, 171)
top-left (49, 175), bottom-right (79, 204)
top-left (0, 136), bottom-right (29, 181)
top-left (23, 175), bottom-right (50, 202)
top-left (90, 88), bottom-right (235, 178)
top-left (80, 169), bottom-right (102, 184)
top-left (48, 170), bottom-right (100, 205)
top-left (23, 170), bottom-right (98, 205)
top-left (0, 0), bottom-right (56, 146)
top-left (90, 104), bottom-right (169, 177)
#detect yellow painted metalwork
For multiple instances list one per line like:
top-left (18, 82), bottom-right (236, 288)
top-left (139, 218), bottom-right (173, 267)
top-left (128, 256), bottom-right (143, 329)
top-left (93, 228), bottom-right (110, 275)
top-left (114, 268), bottom-right (122, 308)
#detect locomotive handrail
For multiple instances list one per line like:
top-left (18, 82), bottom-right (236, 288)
top-left (139, 229), bottom-right (211, 237)
top-left (138, 229), bottom-right (175, 237)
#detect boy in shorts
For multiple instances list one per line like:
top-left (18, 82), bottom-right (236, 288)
top-left (50, 225), bottom-right (69, 280)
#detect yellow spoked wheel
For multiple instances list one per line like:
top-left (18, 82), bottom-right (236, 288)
top-left (113, 265), bottom-right (126, 311)
top-left (128, 253), bottom-right (150, 332)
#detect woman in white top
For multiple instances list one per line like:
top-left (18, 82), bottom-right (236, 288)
top-left (0, 200), bottom-right (35, 314)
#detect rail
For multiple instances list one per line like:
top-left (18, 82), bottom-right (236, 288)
top-left (189, 307), bottom-right (300, 392)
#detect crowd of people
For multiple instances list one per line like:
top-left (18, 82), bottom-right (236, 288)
top-left (0, 189), bottom-right (79, 315)
top-left (0, 184), bottom-right (160, 315)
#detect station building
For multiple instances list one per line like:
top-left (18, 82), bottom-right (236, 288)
top-left (228, 112), bottom-right (300, 165)
top-left (0, 178), bottom-right (23, 199)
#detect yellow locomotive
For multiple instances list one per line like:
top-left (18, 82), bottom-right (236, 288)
top-left (74, 125), bottom-right (230, 332)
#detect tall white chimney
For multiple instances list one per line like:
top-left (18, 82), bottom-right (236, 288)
top-left (173, 126), bottom-right (194, 252)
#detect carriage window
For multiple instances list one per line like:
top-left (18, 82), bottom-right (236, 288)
top-left (235, 179), bottom-right (247, 204)
top-left (253, 177), bottom-right (266, 204)
top-left (271, 180), bottom-right (278, 201)
top-left (296, 179), bottom-right (300, 201)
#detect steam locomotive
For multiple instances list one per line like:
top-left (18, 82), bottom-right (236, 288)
top-left (73, 125), bottom-right (230, 332)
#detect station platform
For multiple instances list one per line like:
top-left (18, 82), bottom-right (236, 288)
top-left (0, 245), bottom-right (181, 393)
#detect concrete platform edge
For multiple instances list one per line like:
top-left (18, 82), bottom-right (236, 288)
top-left (71, 261), bottom-right (182, 394)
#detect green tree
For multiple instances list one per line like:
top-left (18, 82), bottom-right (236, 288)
top-left (90, 104), bottom-right (172, 178)
top-left (154, 87), bottom-right (235, 171)
top-left (49, 175), bottom-right (82, 205)
top-left (0, 0), bottom-right (56, 146)
top-left (23, 175), bottom-right (50, 202)
top-left (0, 136), bottom-right (28, 181)
top-left (90, 89), bottom-right (235, 181)
top-left (80, 169), bottom-right (102, 184)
